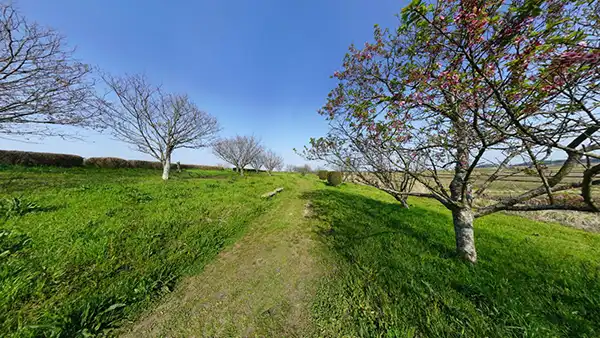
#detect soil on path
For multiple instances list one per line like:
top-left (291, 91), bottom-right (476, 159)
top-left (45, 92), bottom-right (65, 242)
top-left (121, 177), bottom-right (323, 337)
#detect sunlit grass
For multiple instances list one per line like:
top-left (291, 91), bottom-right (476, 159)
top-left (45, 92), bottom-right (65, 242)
top-left (0, 166), bottom-right (289, 336)
top-left (310, 182), bottom-right (600, 337)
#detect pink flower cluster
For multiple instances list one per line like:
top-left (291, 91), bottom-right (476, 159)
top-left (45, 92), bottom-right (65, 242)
top-left (557, 50), bottom-right (600, 66)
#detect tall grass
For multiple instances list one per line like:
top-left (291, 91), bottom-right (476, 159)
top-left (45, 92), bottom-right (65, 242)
top-left (309, 183), bottom-right (600, 337)
top-left (0, 166), bottom-right (289, 336)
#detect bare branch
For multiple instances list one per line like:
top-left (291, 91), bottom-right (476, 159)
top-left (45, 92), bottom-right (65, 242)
top-left (212, 135), bottom-right (263, 176)
top-left (98, 73), bottom-right (220, 180)
top-left (0, 3), bottom-right (98, 137)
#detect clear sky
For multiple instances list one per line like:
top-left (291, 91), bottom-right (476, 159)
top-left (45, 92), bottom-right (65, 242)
top-left (2, 0), bottom-right (406, 166)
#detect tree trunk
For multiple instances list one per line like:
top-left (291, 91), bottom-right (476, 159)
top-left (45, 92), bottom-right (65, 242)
top-left (392, 193), bottom-right (409, 208)
top-left (451, 207), bottom-right (476, 263)
top-left (162, 157), bottom-right (171, 180)
top-left (448, 115), bottom-right (476, 263)
top-left (239, 167), bottom-right (244, 176)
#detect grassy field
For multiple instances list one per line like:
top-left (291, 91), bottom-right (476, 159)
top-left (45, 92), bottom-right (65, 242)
top-left (309, 183), bottom-right (600, 337)
top-left (0, 166), bottom-right (293, 336)
top-left (2, 166), bottom-right (600, 337)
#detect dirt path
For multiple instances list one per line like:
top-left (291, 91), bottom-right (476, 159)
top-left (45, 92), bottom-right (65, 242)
top-left (121, 177), bottom-right (323, 337)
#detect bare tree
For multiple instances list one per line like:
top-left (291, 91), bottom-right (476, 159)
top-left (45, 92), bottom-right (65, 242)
top-left (0, 3), bottom-right (97, 138)
top-left (212, 135), bottom-right (263, 176)
top-left (250, 149), bottom-right (265, 173)
top-left (99, 74), bottom-right (219, 180)
top-left (263, 149), bottom-right (284, 175)
top-left (303, 131), bottom-right (418, 208)
top-left (289, 164), bottom-right (312, 176)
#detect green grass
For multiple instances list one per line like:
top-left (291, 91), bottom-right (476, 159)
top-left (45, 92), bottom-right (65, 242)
top-left (309, 183), bottom-right (600, 337)
top-left (0, 166), bottom-right (293, 337)
top-left (3, 167), bottom-right (600, 337)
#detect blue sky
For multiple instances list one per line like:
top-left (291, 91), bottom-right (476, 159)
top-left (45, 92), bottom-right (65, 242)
top-left (2, 0), bottom-right (405, 166)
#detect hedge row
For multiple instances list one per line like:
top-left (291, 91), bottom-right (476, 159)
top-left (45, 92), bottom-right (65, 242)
top-left (84, 157), bottom-right (130, 168)
top-left (0, 150), bottom-right (223, 170)
top-left (0, 150), bottom-right (84, 167)
top-left (179, 164), bottom-right (224, 171)
top-left (84, 158), bottom-right (225, 170)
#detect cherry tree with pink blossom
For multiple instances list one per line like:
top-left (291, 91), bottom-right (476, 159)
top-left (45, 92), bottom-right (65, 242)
top-left (305, 0), bottom-right (599, 263)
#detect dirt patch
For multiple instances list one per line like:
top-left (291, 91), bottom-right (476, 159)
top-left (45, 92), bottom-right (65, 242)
top-left (303, 201), bottom-right (313, 218)
top-left (508, 210), bottom-right (600, 233)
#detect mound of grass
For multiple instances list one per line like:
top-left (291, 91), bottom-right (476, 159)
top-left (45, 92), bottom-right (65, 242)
top-left (309, 183), bottom-right (600, 337)
top-left (0, 166), bottom-right (291, 336)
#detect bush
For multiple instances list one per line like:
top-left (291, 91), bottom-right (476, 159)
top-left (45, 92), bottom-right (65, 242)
top-left (317, 170), bottom-right (328, 180)
top-left (0, 150), bottom-right (83, 167)
top-left (84, 157), bottom-right (130, 169)
top-left (127, 160), bottom-right (162, 169)
top-left (327, 171), bottom-right (343, 186)
top-left (179, 164), bottom-right (224, 171)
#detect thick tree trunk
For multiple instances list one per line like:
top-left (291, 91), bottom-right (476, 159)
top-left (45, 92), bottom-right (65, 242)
top-left (162, 157), bottom-right (171, 180)
top-left (239, 167), bottom-right (244, 176)
top-left (451, 207), bottom-right (476, 263)
top-left (448, 116), bottom-right (476, 263)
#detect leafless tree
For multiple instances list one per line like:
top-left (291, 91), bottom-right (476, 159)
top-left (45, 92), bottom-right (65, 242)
top-left (212, 135), bottom-right (263, 176)
top-left (98, 74), bottom-right (219, 180)
top-left (303, 130), bottom-right (419, 208)
top-left (263, 149), bottom-right (284, 175)
top-left (250, 149), bottom-right (265, 173)
top-left (0, 3), bottom-right (97, 138)
top-left (287, 164), bottom-right (312, 176)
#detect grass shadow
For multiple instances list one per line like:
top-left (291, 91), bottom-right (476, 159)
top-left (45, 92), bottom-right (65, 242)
top-left (303, 186), bottom-right (600, 337)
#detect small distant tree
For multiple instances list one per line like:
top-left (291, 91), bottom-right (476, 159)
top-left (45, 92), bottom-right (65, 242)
top-left (263, 150), bottom-right (284, 175)
top-left (99, 74), bottom-right (219, 180)
top-left (250, 150), bottom-right (265, 173)
top-left (212, 135), bottom-right (263, 176)
top-left (307, 0), bottom-right (600, 263)
top-left (295, 164), bottom-right (312, 176)
top-left (0, 3), bottom-right (97, 138)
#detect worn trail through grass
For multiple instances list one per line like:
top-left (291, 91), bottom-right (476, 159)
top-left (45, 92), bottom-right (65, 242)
top-left (122, 176), bottom-right (324, 337)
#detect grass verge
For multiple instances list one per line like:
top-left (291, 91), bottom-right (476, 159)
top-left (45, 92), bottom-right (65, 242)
top-left (0, 166), bottom-right (289, 336)
top-left (309, 183), bottom-right (600, 337)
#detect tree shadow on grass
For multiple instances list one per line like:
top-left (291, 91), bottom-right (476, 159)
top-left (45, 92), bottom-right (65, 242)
top-left (302, 188), bottom-right (456, 258)
top-left (302, 188), bottom-right (600, 337)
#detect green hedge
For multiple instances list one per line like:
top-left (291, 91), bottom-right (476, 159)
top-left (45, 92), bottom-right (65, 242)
top-left (127, 160), bottom-right (163, 169)
top-left (0, 150), bottom-right (224, 170)
top-left (327, 171), bottom-right (343, 186)
top-left (84, 157), bottom-right (130, 168)
top-left (317, 170), bottom-right (328, 180)
top-left (0, 150), bottom-right (84, 167)
top-left (179, 164), bottom-right (224, 171)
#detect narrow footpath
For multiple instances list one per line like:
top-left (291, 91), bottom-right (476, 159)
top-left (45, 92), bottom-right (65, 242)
top-left (121, 177), bottom-right (323, 337)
